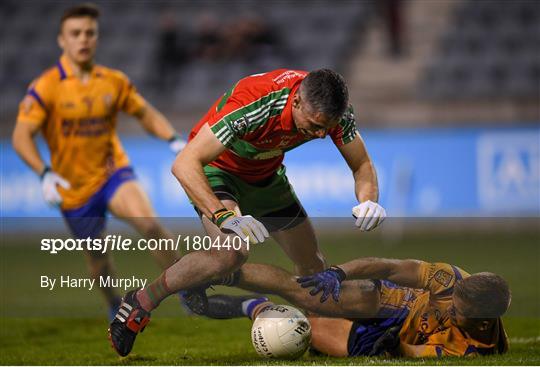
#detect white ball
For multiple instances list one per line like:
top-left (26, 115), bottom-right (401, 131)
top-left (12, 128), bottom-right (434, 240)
top-left (251, 304), bottom-right (311, 359)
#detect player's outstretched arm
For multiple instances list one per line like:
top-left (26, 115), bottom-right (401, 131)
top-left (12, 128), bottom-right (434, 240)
top-left (339, 257), bottom-right (423, 289)
top-left (338, 135), bottom-right (386, 231)
top-left (298, 258), bottom-right (423, 304)
top-left (135, 103), bottom-right (186, 154)
top-left (234, 263), bottom-right (379, 319)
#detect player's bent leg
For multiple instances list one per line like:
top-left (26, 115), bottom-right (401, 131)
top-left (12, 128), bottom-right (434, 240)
top-left (271, 219), bottom-right (326, 275)
top-left (108, 180), bottom-right (179, 269)
top-left (309, 317), bottom-right (352, 357)
top-left (266, 204), bottom-right (326, 275)
top-left (178, 199), bottom-right (248, 315)
top-left (108, 227), bottom-right (250, 356)
top-left (84, 248), bottom-right (122, 320)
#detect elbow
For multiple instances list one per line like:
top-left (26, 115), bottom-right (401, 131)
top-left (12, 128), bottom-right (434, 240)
top-left (11, 127), bottom-right (23, 154)
top-left (171, 155), bottom-right (186, 183)
top-left (171, 151), bottom-right (196, 186)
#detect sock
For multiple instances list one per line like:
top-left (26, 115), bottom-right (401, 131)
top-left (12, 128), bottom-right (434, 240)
top-left (136, 272), bottom-right (171, 312)
top-left (242, 297), bottom-right (271, 320)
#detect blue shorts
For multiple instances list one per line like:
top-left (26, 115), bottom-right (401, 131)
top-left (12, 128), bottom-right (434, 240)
top-left (62, 167), bottom-right (136, 239)
top-left (347, 281), bottom-right (409, 357)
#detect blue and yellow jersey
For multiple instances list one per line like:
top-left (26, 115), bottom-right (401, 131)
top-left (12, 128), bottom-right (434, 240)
top-left (16, 55), bottom-right (146, 210)
top-left (378, 262), bottom-right (508, 357)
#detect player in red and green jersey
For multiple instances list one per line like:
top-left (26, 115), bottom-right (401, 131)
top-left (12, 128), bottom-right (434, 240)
top-left (109, 69), bottom-right (387, 356)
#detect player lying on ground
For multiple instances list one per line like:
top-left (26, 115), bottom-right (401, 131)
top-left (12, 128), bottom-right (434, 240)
top-left (109, 69), bottom-right (386, 355)
top-left (206, 258), bottom-right (510, 358)
top-left (12, 4), bottom-right (186, 319)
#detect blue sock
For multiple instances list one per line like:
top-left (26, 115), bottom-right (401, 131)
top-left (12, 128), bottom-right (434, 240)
top-left (242, 297), bottom-right (269, 320)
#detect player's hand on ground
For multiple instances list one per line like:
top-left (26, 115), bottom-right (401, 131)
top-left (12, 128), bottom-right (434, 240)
top-left (41, 167), bottom-right (71, 206)
top-left (297, 266), bottom-right (346, 303)
top-left (218, 213), bottom-right (270, 244)
top-left (168, 133), bottom-right (187, 155)
top-left (352, 200), bottom-right (386, 231)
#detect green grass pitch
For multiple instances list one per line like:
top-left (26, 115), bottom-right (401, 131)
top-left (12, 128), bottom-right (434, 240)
top-left (1, 226), bottom-right (539, 365)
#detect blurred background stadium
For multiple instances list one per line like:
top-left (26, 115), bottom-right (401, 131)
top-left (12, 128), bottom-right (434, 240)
top-left (1, 0), bottom-right (538, 218)
top-left (0, 0), bottom-right (539, 364)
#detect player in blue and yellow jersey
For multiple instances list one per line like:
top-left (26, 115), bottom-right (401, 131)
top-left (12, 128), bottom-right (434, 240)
top-left (109, 68), bottom-right (388, 356)
top-left (12, 4), bottom-right (186, 319)
top-left (205, 258), bottom-right (510, 358)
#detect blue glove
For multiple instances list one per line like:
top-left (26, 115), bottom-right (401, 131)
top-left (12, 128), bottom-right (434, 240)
top-left (297, 266), bottom-right (346, 303)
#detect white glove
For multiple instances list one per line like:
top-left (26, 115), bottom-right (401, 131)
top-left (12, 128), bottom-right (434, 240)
top-left (220, 214), bottom-right (270, 244)
top-left (41, 168), bottom-right (71, 206)
top-left (168, 133), bottom-right (187, 155)
top-left (352, 200), bottom-right (386, 231)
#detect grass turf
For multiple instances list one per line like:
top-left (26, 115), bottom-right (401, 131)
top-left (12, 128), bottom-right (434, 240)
top-left (1, 226), bottom-right (539, 365)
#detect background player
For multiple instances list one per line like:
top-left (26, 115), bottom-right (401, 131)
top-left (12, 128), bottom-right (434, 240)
top-left (12, 4), bottom-right (186, 319)
top-left (206, 258), bottom-right (511, 358)
top-left (109, 68), bottom-right (387, 356)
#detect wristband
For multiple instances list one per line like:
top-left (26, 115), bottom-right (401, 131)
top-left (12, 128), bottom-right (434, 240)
top-left (211, 208), bottom-right (236, 228)
top-left (40, 166), bottom-right (51, 180)
top-left (328, 265), bottom-right (347, 281)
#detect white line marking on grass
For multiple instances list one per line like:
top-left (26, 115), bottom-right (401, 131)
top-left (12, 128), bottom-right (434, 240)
top-left (509, 336), bottom-right (540, 344)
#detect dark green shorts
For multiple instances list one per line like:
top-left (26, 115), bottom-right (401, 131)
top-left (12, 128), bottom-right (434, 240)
top-left (200, 165), bottom-right (306, 231)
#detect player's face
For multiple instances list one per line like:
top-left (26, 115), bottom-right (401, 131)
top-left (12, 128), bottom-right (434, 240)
top-left (292, 94), bottom-right (339, 139)
top-left (58, 17), bottom-right (98, 66)
top-left (448, 298), bottom-right (468, 329)
top-left (450, 294), bottom-right (495, 334)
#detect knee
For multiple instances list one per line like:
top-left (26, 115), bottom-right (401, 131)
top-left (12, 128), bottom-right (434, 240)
top-left (212, 247), bottom-right (248, 275)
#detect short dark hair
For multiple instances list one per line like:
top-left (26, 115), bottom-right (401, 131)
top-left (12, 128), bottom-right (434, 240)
top-left (60, 3), bottom-right (100, 26)
top-left (454, 272), bottom-right (511, 319)
top-left (300, 69), bottom-right (349, 121)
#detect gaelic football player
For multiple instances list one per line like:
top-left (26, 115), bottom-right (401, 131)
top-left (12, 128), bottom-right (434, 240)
top-left (207, 258), bottom-right (510, 358)
top-left (109, 69), bottom-right (387, 355)
top-left (12, 4), bottom-right (186, 319)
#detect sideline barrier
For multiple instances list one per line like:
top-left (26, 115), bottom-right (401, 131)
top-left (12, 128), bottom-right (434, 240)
top-left (1, 126), bottom-right (538, 218)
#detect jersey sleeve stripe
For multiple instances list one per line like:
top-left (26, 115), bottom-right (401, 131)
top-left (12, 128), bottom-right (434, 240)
top-left (28, 88), bottom-right (47, 110)
top-left (244, 94), bottom-right (289, 133)
top-left (210, 88), bottom-right (290, 146)
top-left (450, 265), bottom-right (463, 281)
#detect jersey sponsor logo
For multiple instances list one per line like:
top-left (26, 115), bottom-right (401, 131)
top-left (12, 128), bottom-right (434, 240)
top-left (60, 101), bottom-right (76, 109)
top-left (276, 135), bottom-right (297, 148)
top-left (434, 270), bottom-right (453, 287)
top-left (253, 150), bottom-right (283, 160)
top-left (230, 116), bottom-right (249, 135)
top-left (61, 117), bottom-right (111, 137)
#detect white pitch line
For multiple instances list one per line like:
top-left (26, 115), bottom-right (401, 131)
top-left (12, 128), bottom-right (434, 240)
top-left (509, 336), bottom-right (540, 344)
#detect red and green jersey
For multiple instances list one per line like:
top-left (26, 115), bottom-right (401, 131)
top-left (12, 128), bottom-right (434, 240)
top-left (189, 69), bottom-right (358, 183)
